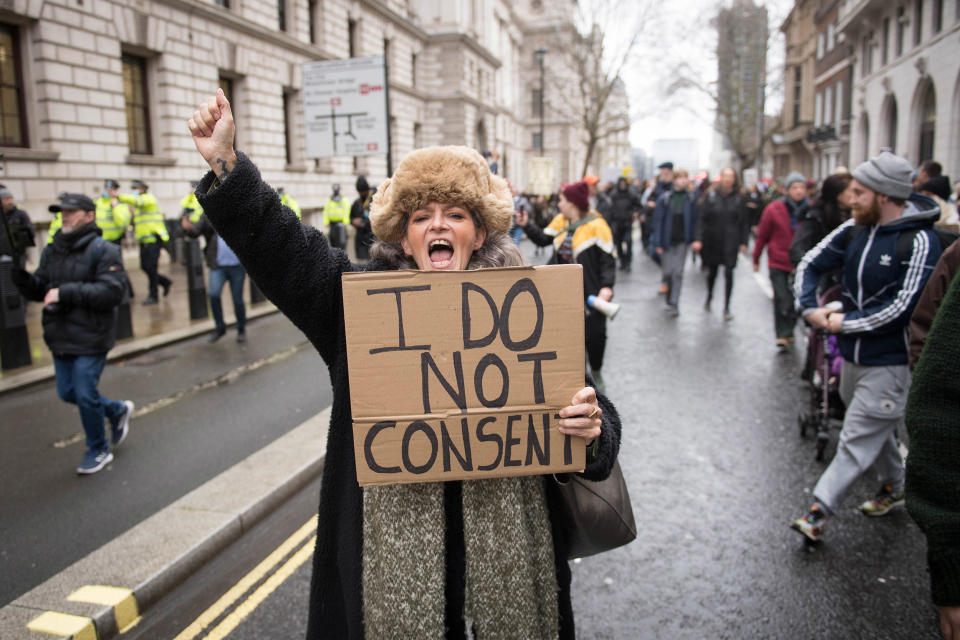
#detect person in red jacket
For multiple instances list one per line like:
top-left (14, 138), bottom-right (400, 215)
top-left (754, 172), bottom-right (808, 348)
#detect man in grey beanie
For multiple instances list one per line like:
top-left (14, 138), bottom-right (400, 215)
top-left (789, 150), bottom-right (944, 543)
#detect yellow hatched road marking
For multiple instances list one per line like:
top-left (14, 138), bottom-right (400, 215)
top-left (172, 517), bottom-right (316, 640)
top-left (26, 611), bottom-right (96, 640)
top-left (67, 585), bottom-right (140, 632)
top-left (203, 535), bottom-right (316, 640)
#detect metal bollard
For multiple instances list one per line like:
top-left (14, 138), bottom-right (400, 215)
top-left (185, 238), bottom-right (208, 320)
top-left (165, 219), bottom-right (184, 265)
top-left (0, 255), bottom-right (32, 370)
top-left (249, 277), bottom-right (266, 304)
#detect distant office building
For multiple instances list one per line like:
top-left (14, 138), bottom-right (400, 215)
top-left (653, 138), bottom-right (700, 173)
top-left (714, 0), bottom-right (768, 175)
top-left (839, 0), bottom-right (960, 174)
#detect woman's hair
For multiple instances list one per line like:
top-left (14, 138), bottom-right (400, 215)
top-left (369, 230), bottom-right (525, 270)
top-left (818, 172), bottom-right (852, 208)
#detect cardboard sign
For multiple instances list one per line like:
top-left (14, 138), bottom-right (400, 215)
top-left (342, 265), bottom-right (586, 486)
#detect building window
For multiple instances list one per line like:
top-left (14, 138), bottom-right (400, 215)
top-left (816, 32), bottom-right (824, 59)
top-left (348, 19), bottom-right (357, 57)
top-left (862, 33), bottom-right (873, 75)
top-left (825, 85), bottom-right (833, 124)
top-left (308, 0), bottom-right (317, 44)
top-left (212, 0), bottom-right (229, 7)
top-left (0, 24), bottom-right (27, 147)
top-left (411, 53), bottom-right (417, 87)
top-left (884, 97), bottom-right (898, 152)
top-left (896, 6), bottom-right (906, 56)
top-left (932, 0), bottom-right (943, 33)
top-left (815, 90), bottom-right (823, 127)
top-left (836, 80), bottom-right (844, 121)
top-left (278, 0), bottom-right (287, 32)
top-left (532, 132), bottom-right (542, 149)
top-left (826, 22), bottom-right (835, 50)
top-left (283, 89), bottom-right (298, 165)
top-left (919, 83), bottom-right (937, 161)
top-left (122, 53), bottom-right (152, 155)
top-left (792, 65), bottom-right (801, 125)
top-left (881, 17), bottom-right (890, 65)
top-left (914, 0), bottom-right (923, 45)
top-left (413, 122), bottom-right (422, 149)
top-left (219, 74), bottom-right (236, 145)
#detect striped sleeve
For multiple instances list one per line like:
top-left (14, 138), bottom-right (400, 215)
top-left (842, 229), bottom-right (934, 334)
top-left (793, 219), bottom-right (853, 311)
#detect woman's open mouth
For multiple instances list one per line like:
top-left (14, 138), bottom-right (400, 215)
top-left (428, 239), bottom-right (454, 268)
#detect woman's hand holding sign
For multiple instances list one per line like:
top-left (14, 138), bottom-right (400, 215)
top-left (188, 89), bottom-right (238, 179)
top-left (558, 386), bottom-right (602, 444)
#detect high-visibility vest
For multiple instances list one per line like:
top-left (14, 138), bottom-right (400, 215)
top-left (180, 192), bottom-right (204, 223)
top-left (322, 197), bottom-right (350, 225)
top-left (119, 192), bottom-right (169, 244)
top-left (94, 196), bottom-right (131, 242)
top-left (47, 212), bottom-right (62, 244)
top-left (280, 194), bottom-right (302, 219)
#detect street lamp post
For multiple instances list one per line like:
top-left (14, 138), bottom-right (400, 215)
top-left (535, 46), bottom-right (548, 157)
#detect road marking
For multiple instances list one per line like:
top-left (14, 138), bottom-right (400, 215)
top-left (172, 517), bottom-right (316, 640)
top-left (26, 611), bottom-right (96, 640)
top-left (203, 535), bottom-right (316, 640)
top-left (67, 585), bottom-right (140, 633)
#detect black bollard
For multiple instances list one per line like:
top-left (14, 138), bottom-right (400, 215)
top-left (249, 277), bottom-right (266, 304)
top-left (0, 255), bottom-right (32, 370)
top-left (165, 219), bottom-right (184, 265)
top-left (185, 238), bottom-right (208, 320)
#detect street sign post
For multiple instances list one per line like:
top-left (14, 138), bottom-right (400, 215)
top-left (302, 57), bottom-right (389, 160)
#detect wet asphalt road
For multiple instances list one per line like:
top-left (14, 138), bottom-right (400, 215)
top-left (4, 235), bottom-right (942, 638)
top-left (158, 238), bottom-right (940, 639)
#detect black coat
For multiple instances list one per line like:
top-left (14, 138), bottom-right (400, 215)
top-left (13, 223), bottom-right (125, 356)
top-left (197, 153), bottom-right (622, 640)
top-left (695, 190), bottom-right (750, 268)
top-left (0, 206), bottom-right (35, 268)
top-left (788, 204), bottom-right (845, 267)
top-left (607, 185), bottom-right (643, 225)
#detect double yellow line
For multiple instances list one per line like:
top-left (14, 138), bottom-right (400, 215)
top-left (173, 517), bottom-right (317, 640)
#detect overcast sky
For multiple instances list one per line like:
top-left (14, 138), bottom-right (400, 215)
top-left (609, 0), bottom-right (797, 164)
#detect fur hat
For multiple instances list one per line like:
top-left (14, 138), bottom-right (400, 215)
top-left (562, 181), bottom-right (590, 213)
top-left (370, 146), bottom-right (513, 244)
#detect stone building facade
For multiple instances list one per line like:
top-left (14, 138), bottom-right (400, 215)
top-left (772, 0), bottom-right (816, 179)
top-left (0, 0), bottom-right (629, 231)
top-left (839, 0), bottom-right (960, 175)
top-left (810, 0), bottom-right (854, 178)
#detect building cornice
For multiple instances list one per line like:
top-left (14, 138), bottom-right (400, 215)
top-left (815, 59), bottom-right (853, 85)
top-left (360, 0), bottom-right (429, 41)
top-left (427, 32), bottom-right (502, 69)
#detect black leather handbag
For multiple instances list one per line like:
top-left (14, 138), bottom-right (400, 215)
top-left (554, 460), bottom-right (636, 559)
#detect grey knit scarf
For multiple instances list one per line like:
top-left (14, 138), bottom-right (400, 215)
top-left (362, 477), bottom-right (559, 639)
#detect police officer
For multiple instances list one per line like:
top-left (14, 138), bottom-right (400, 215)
top-left (118, 179), bottom-right (171, 305)
top-left (322, 183), bottom-right (350, 249)
top-left (12, 193), bottom-right (134, 474)
top-left (277, 186), bottom-right (302, 219)
top-left (181, 181), bottom-right (204, 224)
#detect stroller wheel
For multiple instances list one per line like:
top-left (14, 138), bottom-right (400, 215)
top-left (815, 431), bottom-right (829, 461)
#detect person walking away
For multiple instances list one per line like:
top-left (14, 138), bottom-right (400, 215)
top-left (645, 163), bottom-right (674, 283)
top-left (181, 212), bottom-right (247, 343)
top-left (691, 167), bottom-right (749, 320)
top-left (608, 177), bottom-right (643, 272)
top-left (117, 180), bottom-right (171, 305)
top-left (518, 180), bottom-right (616, 390)
top-left (188, 89), bottom-right (621, 638)
top-left (904, 248), bottom-right (960, 640)
top-left (12, 193), bottom-right (133, 474)
top-left (277, 186), bottom-right (302, 219)
top-left (350, 176), bottom-right (375, 261)
top-left (322, 183), bottom-right (350, 249)
top-left (790, 151), bottom-right (944, 543)
top-left (753, 171), bottom-right (807, 348)
top-left (0, 187), bottom-right (34, 269)
top-left (652, 169), bottom-right (698, 316)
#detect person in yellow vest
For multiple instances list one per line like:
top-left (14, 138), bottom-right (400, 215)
top-left (322, 183), bottom-right (350, 249)
top-left (118, 179), bottom-right (171, 305)
top-left (277, 186), bottom-right (301, 219)
top-left (181, 181), bottom-right (204, 223)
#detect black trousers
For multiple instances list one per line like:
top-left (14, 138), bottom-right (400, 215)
top-left (612, 221), bottom-right (632, 267)
top-left (585, 309), bottom-right (607, 372)
top-left (769, 268), bottom-right (798, 338)
top-left (139, 242), bottom-right (171, 299)
top-left (705, 263), bottom-right (735, 310)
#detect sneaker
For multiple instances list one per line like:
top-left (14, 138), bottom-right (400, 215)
top-left (141, 296), bottom-right (158, 306)
top-left (858, 485), bottom-right (905, 516)
top-left (206, 328), bottom-right (226, 343)
top-left (77, 449), bottom-right (114, 475)
top-left (723, 310), bottom-right (734, 321)
top-left (704, 299), bottom-right (712, 312)
top-left (658, 283), bottom-right (669, 295)
top-left (667, 305), bottom-right (680, 317)
top-left (790, 505), bottom-right (827, 542)
top-left (162, 280), bottom-right (172, 297)
top-left (112, 400), bottom-right (134, 447)
top-left (236, 330), bottom-right (247, 344)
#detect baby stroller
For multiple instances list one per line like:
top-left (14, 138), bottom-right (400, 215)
top-left (798, 286), bottom-right (846, 461)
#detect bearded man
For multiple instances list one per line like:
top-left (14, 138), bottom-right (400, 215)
top-left (788, 151), bottom-right (944, 543)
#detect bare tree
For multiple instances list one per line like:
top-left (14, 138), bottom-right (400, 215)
top-left (546, 0), bottom-right (655, 178)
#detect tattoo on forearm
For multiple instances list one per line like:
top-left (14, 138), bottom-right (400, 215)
top-left (216, 157), bottom-right (231, 177)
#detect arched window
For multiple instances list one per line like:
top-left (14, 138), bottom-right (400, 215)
top-left (475, 119), bottom-right (487, 153)
top-left (858, 112), bottom-right (870, 163)
top-left (881, 95), bottom-right (898, 152)
top-left (918, 84), bottom-right (937, 161)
